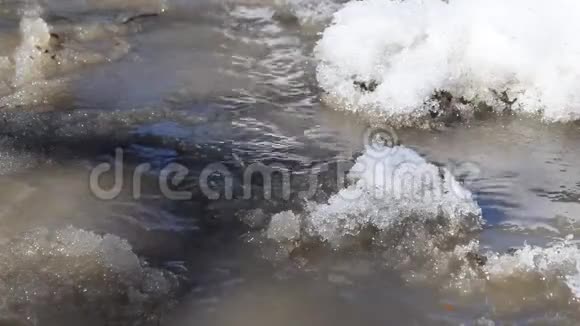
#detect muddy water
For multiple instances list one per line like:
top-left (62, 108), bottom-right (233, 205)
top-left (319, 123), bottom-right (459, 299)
top-left (0, 0), bottom-right (579, 325)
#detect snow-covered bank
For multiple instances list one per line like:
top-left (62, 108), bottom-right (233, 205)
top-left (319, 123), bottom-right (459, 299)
top-left (316, 0), bottom-right (580, 125)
